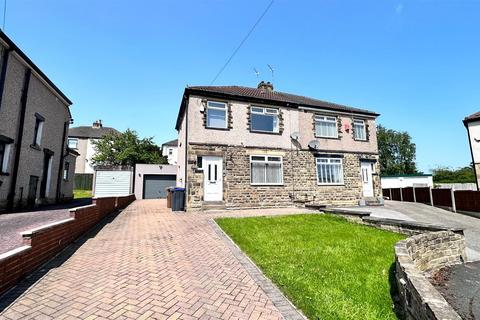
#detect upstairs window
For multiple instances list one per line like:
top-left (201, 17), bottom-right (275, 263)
top-left (250, 155), bottom-right (283, 185)
top-left (68, 138), bottom-right (78, 149)
top-left (0, 138), bottom-right (12, 174)
top-left (316, 157), bottom-right (344, 185)
top-left (168, 148), bottom-right (173, 155)
top-left (315, 115), bottom-right (338, 138)
top-left (33, 113), bottom-right (45, 146)
top-left (251, 106), bottom-right (279, 133)
top-left (206, 101), bottom-right (227, 129)
top-left (354, 119), bottom-right (367, 141)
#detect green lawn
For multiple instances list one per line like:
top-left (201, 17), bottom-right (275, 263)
top-left (216, 214), bottom-right (405, 320)
top-left (73, 189), bottom-right (92, 199)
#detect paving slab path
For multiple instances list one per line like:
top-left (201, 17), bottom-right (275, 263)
top-left (0, 200), bottom-right (307, 320)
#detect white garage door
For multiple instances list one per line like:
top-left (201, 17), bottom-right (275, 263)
top-left (94, 170), bottom-right (132, 197)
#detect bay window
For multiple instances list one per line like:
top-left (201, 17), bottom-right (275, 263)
top-left (316, 157), bottom-right (344, 185)
top-left (206, 101), bottom-right (227, 129)
top-left (315, 115), bottom-right (338, 138)
top-left (250, 106), bottom-right (279, 133)
top-left (353, 119), bottom-right (367, 141)
top-left (250, 155), bottom-right (283, 185)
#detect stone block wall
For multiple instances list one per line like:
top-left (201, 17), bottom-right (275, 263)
top-left (186, 144), bottom-right (380, 210)
top-left (0, 194), bottom-right (135, 296)
top-left (395, 231), bottom-right (465, 319)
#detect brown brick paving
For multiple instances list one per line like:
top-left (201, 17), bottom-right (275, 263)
top-left (0, 200), bottom-right (308, 319)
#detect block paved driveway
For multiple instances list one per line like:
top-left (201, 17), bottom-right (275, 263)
top-left (0, 200), bottom-right (307, 320)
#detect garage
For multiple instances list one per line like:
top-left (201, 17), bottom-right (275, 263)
top-left (143, 174), bottom-right (176, 199)
top-left (134, 164), bottom-right (177, 199)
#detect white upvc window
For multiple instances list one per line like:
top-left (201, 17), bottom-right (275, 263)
top-left (250, 155), bottom-right (283, 185)
top-left (354, 119), bottom-right (367, 141)
top-left (315, 115), bottom-right (338, 138)
top-left (0, 142), bottom-right (12, 173)
top-left (250, 106), bottom-right (279, 133)
top-left (206, 101), bottom-right (228, 129)
top-left (68, 138), bottom-right (78, 149)
top-left (316, 157), bottom-right (344, 185)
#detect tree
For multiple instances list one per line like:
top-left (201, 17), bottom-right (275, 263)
top-left (432, 165), bottom-right (476, 183)
top-left (377, 125), bottom-right (417, 175)
top-left (91, 129), bottom-right (167, 166)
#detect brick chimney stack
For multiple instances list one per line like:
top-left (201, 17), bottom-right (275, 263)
top-left (92, 120), bottom-right (103, 128)
top-left (257, 81), bottom-right (274, 92)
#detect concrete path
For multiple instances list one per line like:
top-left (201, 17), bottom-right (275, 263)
top-left (0, 200), bottom-right (305, 320)
top-left (0, 199), bottom-right (92, 255)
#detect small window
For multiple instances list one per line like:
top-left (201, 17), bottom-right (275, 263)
top-left (316, 157), bottom-right (344, 185)
top-left (68, 138), bottom-right (78, 149)
top-left (354, 119), bottom-right (367, 141)
top-left (197, 156), bottom-right (203, 169)
top-left (33, 114), bottom-right (45, 146)
top-left (63, 162), bottom-right (70, 181)
top-left (0, 141), bottom-right (12, 173)
top-left (251, 106), bottom-right (279, 133)
top-left (206, 101), bottom-right (227, 129)
top-left (168, 148), bottom-right (173, 155)
top-left (250, 155), bottom-right (283, 185)
top-left (315, 115), bottom-right (338, 138)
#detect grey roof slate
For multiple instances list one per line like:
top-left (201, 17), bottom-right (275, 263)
top-left (68, 126), bottom-right (119, 139)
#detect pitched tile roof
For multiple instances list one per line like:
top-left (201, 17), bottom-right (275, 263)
top-left (68, 126), bottom-right (119, 139)
top-left (176, 85), bottom-right (379, 130)
top-left (162, 139), bottom-right (178, 147)
top-left (464, 112), bottom-right (480, 123)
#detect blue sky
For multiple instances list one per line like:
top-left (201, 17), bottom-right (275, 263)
top-left (4, 1), bottom-right (480, 172)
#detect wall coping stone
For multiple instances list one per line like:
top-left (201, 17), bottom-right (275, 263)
top-left (69, 204), bottom-right (96, 212)
top-left (20, 218), bottom-right (75, 237)
top-left (0, 246), bottom-right (31, 262)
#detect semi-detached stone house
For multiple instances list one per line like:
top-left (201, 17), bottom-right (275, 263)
top-left (176, 81), bottom-right (382, 211)
top-left (0, 31), bottom-right (76, 212)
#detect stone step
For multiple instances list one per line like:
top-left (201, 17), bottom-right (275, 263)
top-left (202, 201), bottom-right (226, 210)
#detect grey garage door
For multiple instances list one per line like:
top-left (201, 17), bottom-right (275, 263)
top-left (143, 174), bottom-right (176, 199)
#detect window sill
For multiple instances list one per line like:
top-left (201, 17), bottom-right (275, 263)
top-left (250, 130), bottom-right (282, 135)
top-left (315, 135), bottom-right (340, 140)
top-left (250, 183), bottom-right (284, 186)
top-left (30, 144), bottom-right (41, 151)
top-left (317, 183), bottom-right (345, 186)
top-left (354, 138), bottom-right (369, 142)
top-left (205, 126), bottom-right (230, 131)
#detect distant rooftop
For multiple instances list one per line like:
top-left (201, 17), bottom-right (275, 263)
top-left (69, 120), bottom-right (119, 139)
top-left (162, 139), bottom-right (178, 147)
top-left (464, 111), bottom-right (480, 124)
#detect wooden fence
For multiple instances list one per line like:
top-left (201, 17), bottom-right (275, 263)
top-left (74, 173), bottom-right (93, 190)
top-left (381, 186), bottom-right (480, 213)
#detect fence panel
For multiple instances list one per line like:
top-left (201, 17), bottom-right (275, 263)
top-left (454, 190), bottom-right (480, 212)
top-left (74, 173), bottom-right (93, 190)
top-left (402, 187), bottom-right (414, 202)
top-left (432, 189), bottom-right (453, 208)
top-left (382, 189), bottom-right (390, 198)
top-left (391, 188), bottom-right (401, 201)
top-left (414, 187), bottom-right (431, 204)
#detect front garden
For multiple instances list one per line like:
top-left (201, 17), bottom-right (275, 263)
top-left (216, 214), bottom-right (405, 320)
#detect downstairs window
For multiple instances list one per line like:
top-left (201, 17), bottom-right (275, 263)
top-left (250, 155), bottom-right (283, 185)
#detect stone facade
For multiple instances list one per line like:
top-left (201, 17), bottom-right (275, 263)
top-left (186, 143), bottom-right (380, 210)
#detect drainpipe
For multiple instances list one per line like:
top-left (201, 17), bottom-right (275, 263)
top-left (55, 121), bottom-right (68, 203)
top-left (465, 123), bottom-right (479, 191)
top-left (184, 98), bottom-right (188, 210)
top-left (7, 68), bottom-right (31, 210)
top-left (0, 48), bottom-right (11, 113)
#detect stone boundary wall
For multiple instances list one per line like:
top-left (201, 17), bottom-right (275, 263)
top-left (0, 194), bottom-right (136, 296)
top-left (395, 232), bottom-right (464, 320)
top-left (326, 208), bottom-right (465, 320)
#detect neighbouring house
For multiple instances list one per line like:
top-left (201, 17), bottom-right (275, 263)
top-left (381, 174), bottom-right (433, 189)
top-left (176, 81), bottom-right (381, 211)
top-left (68, 120), bottom-right (119, 174)
top-left (161, 139), bottom-right (178, 165)
top-left (0, 31), bottom-right (76, 211)
top-left (463, 112), bottom-right (480, 190)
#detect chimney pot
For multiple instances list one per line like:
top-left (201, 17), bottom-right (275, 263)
top-left (92, 120), bottom-right (103, 128)
top-left (257, 81), bottom-right (274, 92)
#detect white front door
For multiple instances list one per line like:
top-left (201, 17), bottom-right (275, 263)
top-left (203, 156), bottom-right (223, 201)
top-left (360, 161), bottom-right (374, 197)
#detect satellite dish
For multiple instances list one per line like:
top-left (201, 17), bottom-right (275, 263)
top-left (308, 140), bottom-right (321, 150)
top-left (290, 132), bottom-right (300, 141)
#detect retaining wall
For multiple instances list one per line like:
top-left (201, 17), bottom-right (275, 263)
top-left (0, 194), bottom-right (135, 296)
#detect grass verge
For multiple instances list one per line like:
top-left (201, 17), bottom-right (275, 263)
top-left (216, 214), bottom-right (405, 320)
top-left (73, 189), bottom-right (92, 199)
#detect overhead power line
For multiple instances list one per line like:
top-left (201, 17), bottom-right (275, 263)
top-left (210, 0), bottom-right (274, 85)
